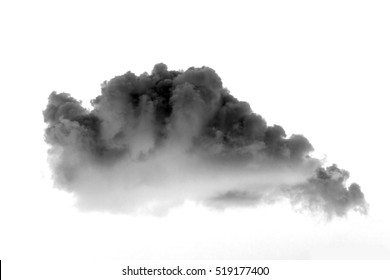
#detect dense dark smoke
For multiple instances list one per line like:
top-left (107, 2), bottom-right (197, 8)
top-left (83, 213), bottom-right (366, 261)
top-left (43, 63), bottom-right (368, 217)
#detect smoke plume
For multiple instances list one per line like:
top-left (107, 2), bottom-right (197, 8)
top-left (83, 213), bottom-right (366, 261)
top-left (43, 63), bottom-right (368, 217)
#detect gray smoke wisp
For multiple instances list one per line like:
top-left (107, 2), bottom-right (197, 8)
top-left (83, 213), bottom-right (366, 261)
top-left (43, 63), bottom-right (368, 217)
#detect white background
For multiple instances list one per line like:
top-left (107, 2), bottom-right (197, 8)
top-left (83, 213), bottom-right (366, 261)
top-left (1, 0), bottom-right (390, 278)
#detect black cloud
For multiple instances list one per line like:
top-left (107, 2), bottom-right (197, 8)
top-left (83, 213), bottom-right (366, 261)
top-left (43, 63), bottom-right (368, 217)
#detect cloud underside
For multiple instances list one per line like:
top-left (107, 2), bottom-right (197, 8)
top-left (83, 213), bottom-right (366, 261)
top-left (43, 63), bottom-right (368, 217)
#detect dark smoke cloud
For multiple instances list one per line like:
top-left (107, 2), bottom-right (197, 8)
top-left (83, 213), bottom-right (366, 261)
top-left (43, 63), bottom-right (368, 217)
